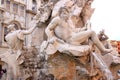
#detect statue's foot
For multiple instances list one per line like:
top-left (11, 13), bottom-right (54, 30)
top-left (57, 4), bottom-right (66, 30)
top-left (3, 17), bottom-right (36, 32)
top-left (101, 49), bottom-right (112, 56)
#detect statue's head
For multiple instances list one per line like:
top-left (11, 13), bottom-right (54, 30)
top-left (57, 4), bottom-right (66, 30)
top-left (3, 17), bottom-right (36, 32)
top-left (86, 0), bottom-right (94, 6)
top-left (59, 7), bottom-right (69, 20)
top-left (7, 24), bottom-right (16, 31)
top-left (99, 29), bottom-right (105, 35)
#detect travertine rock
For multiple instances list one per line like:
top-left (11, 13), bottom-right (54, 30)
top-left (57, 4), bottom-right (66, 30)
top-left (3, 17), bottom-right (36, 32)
top-left (0, 0), bottom-right (120, 80)
top-left (48, 52), bottom-right (76, 80)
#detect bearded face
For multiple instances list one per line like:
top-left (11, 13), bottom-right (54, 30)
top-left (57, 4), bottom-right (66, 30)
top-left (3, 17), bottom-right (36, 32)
top-left (59, 8), bottom-right (69, 21)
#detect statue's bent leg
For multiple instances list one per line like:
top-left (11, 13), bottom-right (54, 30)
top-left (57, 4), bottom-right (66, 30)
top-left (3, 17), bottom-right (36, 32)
top-left (70, 30), bottom-right (112, 55)
top-left (89, 30), bottom-right (112, 54)
top-left (70, 30), bottom-right (94, 44)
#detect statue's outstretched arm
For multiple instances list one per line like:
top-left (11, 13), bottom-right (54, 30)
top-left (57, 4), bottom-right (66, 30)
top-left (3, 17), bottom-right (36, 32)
top-left (22, 25), bottom-right (36, 35)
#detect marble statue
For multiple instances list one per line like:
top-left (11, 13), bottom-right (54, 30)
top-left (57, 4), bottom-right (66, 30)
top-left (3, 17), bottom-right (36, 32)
top-left (44, 7), bottom-right (112, 56)
top-left (5, 23), bottom-right (36, 51)
top-left (97, 30), bottom-right (120, 66)
top-left (0, 0), bottom-right (119, 79)
top-left (0, 19), bottom-right (37, 79)
top-left (98, 29), bottom-right (118, 55)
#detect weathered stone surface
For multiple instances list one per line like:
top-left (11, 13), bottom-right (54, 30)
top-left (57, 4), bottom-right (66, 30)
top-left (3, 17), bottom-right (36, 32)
top-left (0, 0), bottom-right (120, 80)
top-left (110, 63), bottom-right (120, 80)
top-left (48, 52), bottom-right (76, 80)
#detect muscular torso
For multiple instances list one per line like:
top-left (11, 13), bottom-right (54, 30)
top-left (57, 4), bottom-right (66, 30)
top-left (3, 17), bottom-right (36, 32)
top-left (5, 30), bottom-right (24, 50)
top-left (54, 18), bottom-right (73, 42)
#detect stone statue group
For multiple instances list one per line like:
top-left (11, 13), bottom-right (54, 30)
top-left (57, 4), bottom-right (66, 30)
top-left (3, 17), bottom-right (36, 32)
top-left (0, 0), bottom-right (117, 80)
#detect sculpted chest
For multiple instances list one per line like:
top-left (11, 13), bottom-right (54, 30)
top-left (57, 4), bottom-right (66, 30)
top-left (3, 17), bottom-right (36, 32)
top-left (5, 32), bottom-right (18, 42)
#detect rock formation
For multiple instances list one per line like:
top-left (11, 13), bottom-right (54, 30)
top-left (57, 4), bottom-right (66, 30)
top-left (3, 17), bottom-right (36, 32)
top-left (0, 0), bottom-right (120, 80)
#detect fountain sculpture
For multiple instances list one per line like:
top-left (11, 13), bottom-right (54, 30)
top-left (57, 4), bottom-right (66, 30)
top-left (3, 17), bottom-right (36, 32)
top-left (0, 0), bottom-right (120, 80)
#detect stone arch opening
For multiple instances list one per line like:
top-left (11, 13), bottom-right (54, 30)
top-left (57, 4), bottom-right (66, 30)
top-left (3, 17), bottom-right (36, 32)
top-left (9, 20), bottom-right (21, 30)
